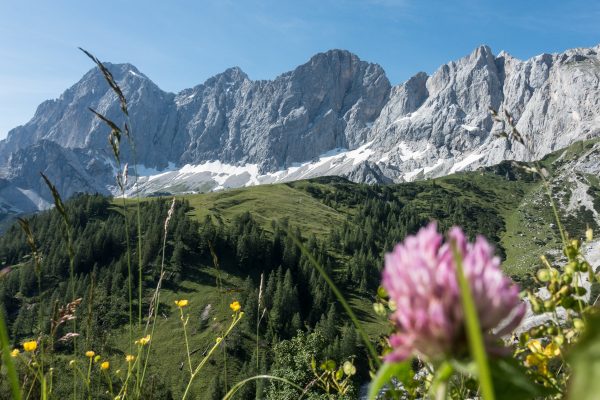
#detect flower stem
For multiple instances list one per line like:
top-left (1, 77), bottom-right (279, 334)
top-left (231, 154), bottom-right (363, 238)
top-left (285, 228), bottom-right (381, 367)
top-left (451, 242), bottom-right (495, 400)
top-left (181, 312), bottom-right (243, 400)
top-left (180, 308), bottom-right (193, 374)
top-left (431, 361), bottom-right (453, 400)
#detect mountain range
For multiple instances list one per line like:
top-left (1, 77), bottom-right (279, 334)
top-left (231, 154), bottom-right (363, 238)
top-left (1, 44), bottom-right (600, 216)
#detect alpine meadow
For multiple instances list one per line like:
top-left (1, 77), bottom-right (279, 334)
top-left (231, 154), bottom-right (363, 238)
top-left (1, 2), bottom-right (600, 399)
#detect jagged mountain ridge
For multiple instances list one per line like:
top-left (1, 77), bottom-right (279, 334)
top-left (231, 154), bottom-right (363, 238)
top-left (1, 44), bottom-right (599, 212)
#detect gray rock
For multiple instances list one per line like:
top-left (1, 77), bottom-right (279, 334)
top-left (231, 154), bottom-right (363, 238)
top-left (1, 44), bottom-right (600, 211)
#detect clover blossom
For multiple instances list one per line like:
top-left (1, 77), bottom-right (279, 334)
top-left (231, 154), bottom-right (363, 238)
top-left (382, 222), bottom-right (525, 362)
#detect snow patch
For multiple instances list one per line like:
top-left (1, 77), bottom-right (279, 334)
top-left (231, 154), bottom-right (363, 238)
top-left (179, 161), bottom-right (260, 181)
top-left (175, 93), bottom-right (197, 106)
top-left (393, 111), bottom-right (421, 124)
top-left (134, 163), bottom-right (177, 176)
top-left (126, 143), bottom-right (376, 196)
top-left (570, 111), bottom-right (581, 121)
top-left (461, 124), bottom-right (479, 132)
top-left (450, 153), bottom-right (484, 173)
top-left (403, 169), bottom-right (423, 181)
top-left (398, 142), bottom-right (429, 161)
top-left (423, 159), bottom-right (444, 174)
top-left (16, 188), bottom-right (52, 210)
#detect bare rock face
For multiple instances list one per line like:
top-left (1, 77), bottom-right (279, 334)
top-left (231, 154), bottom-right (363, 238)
top-left (0, 64), bottom-right (180, 169)
top-left (176, 50), bottom-right (390, 172)
top-left (0, 44), bottom-right (599, 212)
top-left (370, 44), bottom-right (600, 181)
top-left (0, 140), bottom-right (112, 213)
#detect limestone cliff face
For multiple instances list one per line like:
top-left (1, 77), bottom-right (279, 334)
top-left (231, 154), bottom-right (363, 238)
top-left (371, 45), bottom-right (600, 181)
top-left (1, 44), bottom-right (599, 212)
top-left (175, 50), bottom-right (391, 172)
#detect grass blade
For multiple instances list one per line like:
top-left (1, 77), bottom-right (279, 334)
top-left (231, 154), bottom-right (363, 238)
top-left (285, 227), bottom-right (381, 368)
top-left (223, 375), bottom-right (304, 400)
top-left (79, 48), bottom-right (129, 116)
top-left (0, 307), bottom-right (22, 400)
top-left (451, 242), bottom-right (495, 400)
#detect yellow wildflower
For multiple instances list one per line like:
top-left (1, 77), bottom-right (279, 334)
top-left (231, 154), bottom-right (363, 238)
top-left (175, 299), bottom-right (189, 308)
top-left (543, 342), bottom-right (561, 357)
top-left (85, 351), bottom-right (95, 358)
top-left (135, 334), bottom-right (151, 346)
top-left (527, 339), bottom-right (543, 354)
top-left (125, 355), bottom-right (135, 363)
top-left (230, 301), bottom-right (241, 312)
top-left (100, 361), bottom-right (110, 370)
top-left (94, 355), bottom-right (102, 363)
top-left (10, 349), bottom-right (19, 358)
top-left (525, 353), bottom-right (548, 375)
top-left (22, 341), bottom-right (37, 352)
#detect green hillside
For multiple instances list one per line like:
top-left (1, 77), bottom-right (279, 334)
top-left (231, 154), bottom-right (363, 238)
top-left (1, 139), bottom-right (599, 398)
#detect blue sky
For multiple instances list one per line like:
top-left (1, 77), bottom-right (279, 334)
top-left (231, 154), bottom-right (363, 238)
top-left (1, 0), bottom-right (598, 138)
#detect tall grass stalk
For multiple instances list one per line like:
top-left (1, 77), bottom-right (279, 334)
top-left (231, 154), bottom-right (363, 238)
top-left (451, 242), bottom-right (495, 400)
top-left (538, 172), bottom-right (587, 320)
top-left (207, 241), bottom-right (229, 390)
top-left (491, 107), bottom-right (588, 320)
top-left (0, 308), bottom-right (21, 400)
top-left (256, 272), bottom-right (265, 399)
top-left (79, 49), bottom-right (143, 355)
top-left (16, 218), bottom-right (47, 385)
top-left (140, 197), bottom-right (176, 388)
top-left (285, 228), bottom-right (381, 367)
top-left (180, 307), bottom-right (193, 374)
top-left (223, 375), bottom-right (305, 400)
top-left (121, 193), bottom-right (135, 351)
top-left (181, 311), bottom-right (244, 400)
top-left (256, 273), bottom-right (263, 372)
top-left (39, 172), bottom-right (78, 400)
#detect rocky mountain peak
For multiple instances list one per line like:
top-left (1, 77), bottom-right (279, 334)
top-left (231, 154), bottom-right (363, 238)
top-left (202, 66), bottom-right (249, 88)
top-left (1, 44), bottom-right (599, 213)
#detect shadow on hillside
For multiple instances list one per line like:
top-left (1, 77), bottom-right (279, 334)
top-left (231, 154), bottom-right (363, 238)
top-left (345, 290), bottom-right (381, 325)
top-left (161, 264), bottom-right (238, 294)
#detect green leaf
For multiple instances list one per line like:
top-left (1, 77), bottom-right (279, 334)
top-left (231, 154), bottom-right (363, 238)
top-left (368, 361), bottom-right (413, 400)
top-left (430, 361), bottom-right (454, 398)
top-left (568, 309), bottom-right (600, 399)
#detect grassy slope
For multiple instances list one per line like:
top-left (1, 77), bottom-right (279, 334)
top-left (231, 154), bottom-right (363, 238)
top-left (501, 139), bottom-right (600, 275)
top-left (184, 183), bottom-right (346, 238)
top-left (113, 183), bottom-right (384, 396)
top-left (109, 140), bottom-right (600, 395)
top-left (125, 176), bottom-right (531, 394)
